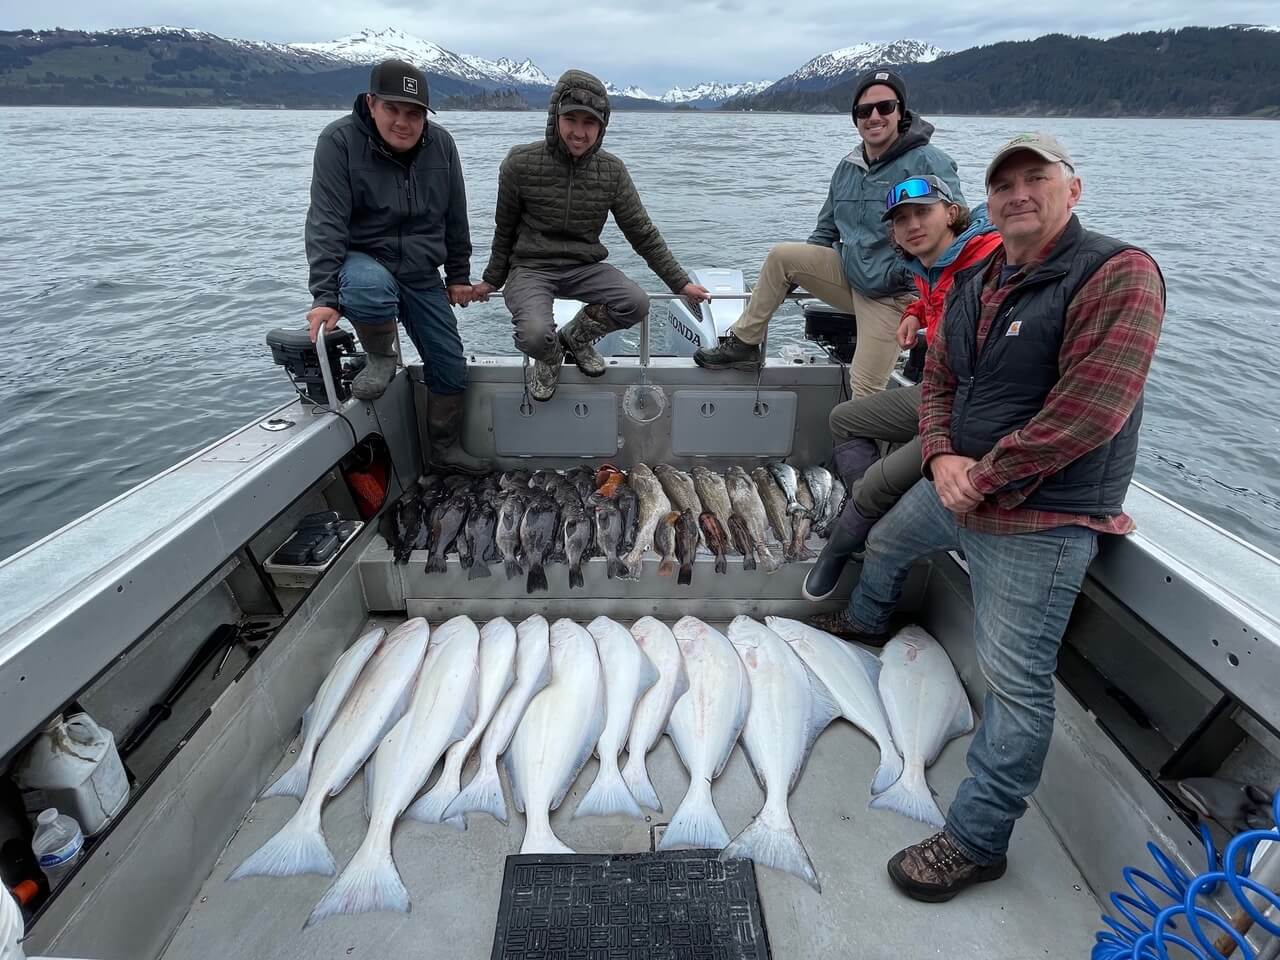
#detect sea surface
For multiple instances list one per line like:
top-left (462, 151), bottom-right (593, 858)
top-left (2, 107), bottom-right (1278, 560)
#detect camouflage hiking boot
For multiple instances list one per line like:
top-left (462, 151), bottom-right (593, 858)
top-left (804, 609), bottom-right (892, 648)
top-left (693, 331), bottom-right (762, 370)
top-left (558, 304), bottom-right (613, 378)
top-left (529, 341), bottom-right (564, 403)
top-left (887, 832), bottom-right (1008, 903)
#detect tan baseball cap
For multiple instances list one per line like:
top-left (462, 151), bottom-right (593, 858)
top-left (985, 132), bottom-right (1075, 186)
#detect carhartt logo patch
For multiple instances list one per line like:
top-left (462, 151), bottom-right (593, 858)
top-left (1007, 320), bottom-right (1023, 336)
top-left (875, 72), bottom-right (889, 80)
top-left (403, 77), bottom-right (419, 95)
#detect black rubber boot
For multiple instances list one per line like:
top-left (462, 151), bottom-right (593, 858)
top-left (693, 332), bottom-right (763, 370)
top-left (351, 321), bottom-right (399, 401)
top-left (558, 304), bottom-right (613, 377)
top-left (832, 437), bottom-right (879, 488)
top-left (802, 502), bottom-right (876, 601)
top-left (426, 390), bottom-right (492, 475)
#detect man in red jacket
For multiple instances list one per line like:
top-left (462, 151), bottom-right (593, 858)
top-left (805, 175), bottom-right (1000, 600)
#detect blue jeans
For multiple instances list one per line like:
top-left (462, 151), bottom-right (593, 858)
top-left (847, 479), bottom-right (1098, 863)
top-left (338, 251), bottom-right (467, 395)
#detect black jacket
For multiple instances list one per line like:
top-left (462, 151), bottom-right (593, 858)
top-left (306, 96), bottom-right (472, 309)
top-left (943, 217), bottom-right (1159, 515)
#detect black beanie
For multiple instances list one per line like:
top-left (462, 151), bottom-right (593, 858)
top-left (852, 68), bottom-right (908, 115)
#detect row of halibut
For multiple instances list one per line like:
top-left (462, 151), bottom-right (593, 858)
top-left (230, 614), bottom-right (972, 922)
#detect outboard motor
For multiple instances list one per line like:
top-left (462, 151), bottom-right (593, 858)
top-left (662, 268), bottom-right (748, 357)
top-left (550, 268), bottom-right (748, 357)
top-left (801, 300), bottom-right (858, 364)
top-left (265, 328), bottom-right (363, 404)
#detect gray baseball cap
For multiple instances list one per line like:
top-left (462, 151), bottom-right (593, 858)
top-left (985, 132), bottom-right (1074, 185)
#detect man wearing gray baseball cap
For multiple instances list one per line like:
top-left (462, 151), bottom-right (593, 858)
top-left (814, 132), bottom-right (1167, 902)
top-left (304, 59), bottom-right (489, 473)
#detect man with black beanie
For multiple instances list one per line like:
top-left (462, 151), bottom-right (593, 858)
top-left (304, 58), bottom-right (489, 474)
top-left (696, 68), bottom-right (964, 399)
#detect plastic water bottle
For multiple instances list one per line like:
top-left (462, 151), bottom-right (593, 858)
top-left (30, 811), bottom-right (82, 889)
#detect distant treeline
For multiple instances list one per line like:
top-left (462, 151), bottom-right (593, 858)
top-left (728, 28), bottom-right (1280, 118)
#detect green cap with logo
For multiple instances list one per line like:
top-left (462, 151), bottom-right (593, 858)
top-left (985, 132), bottom-right (1074, 186)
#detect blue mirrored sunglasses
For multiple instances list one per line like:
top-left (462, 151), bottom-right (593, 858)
top-left (885, 176), bottom-right (951, 208)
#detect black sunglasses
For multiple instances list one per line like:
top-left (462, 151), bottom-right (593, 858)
top-left (854, 99), bottom-right (899, 121)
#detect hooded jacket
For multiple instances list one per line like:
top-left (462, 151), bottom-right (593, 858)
top-left (305, 95), bottom-right (472, 309)
top-left (808, 112), bottom-right (964, 300)
top-left (480, 70), bottom-right (690, 292)
top-left (900, 204), bottom-right (1002, 344)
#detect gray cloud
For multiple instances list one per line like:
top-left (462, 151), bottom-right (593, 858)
top-left (6, 0), bottom-right (1276, 89)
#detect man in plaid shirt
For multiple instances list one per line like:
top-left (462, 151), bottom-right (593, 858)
top-left (810, 133), bottom-right (1165, 901)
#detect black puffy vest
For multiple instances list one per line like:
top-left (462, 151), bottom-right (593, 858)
top-left (943, 216), bottom-right (1162, 515)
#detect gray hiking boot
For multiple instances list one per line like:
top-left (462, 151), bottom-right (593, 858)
top-left (694, 331), bottom-right (762, 370)
top-left (558, 304), bottom-right (613, 378)
top-left (529, 340), bottom-right (564, 402)
top-left (426, 390), bottom-right (492, 475)
top-left (351, 321), bottom-right (399, 401)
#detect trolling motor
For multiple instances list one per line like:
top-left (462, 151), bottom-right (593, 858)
top-left (265, 327), bottom-right (364, 405)
top-left (801, 300), bottom-right (858, 364)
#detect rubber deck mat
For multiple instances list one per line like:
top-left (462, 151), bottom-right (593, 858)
top-left (490, 849), bottom-right (771, 960)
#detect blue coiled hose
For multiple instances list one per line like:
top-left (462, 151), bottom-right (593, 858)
top-left (1093, 791), bottom-right (1280, 959)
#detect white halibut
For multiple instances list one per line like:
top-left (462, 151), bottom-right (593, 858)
top-left (621, 617), bottom-right (689, 812)
top-left (575, 616), bottom-right (659, 819)
top-left (306, 616), bottom-right (480, 923)
top-left (721, 617), bottom-right (839, 890)
top-left (505, 618), bottom-right (606, 854)
top-left (260, 625), bottom-right (386, 801)
top-left (230, 618), bottom-right (430, 880)
top-left (659, 616), bottom-right (751, 851)
top-left (766, 616), bottom-right (903, 795)
top-left (445, 615), bottom-right (552, 824)
top-left (405, 617), bottom-right (517, 829)
top-left (871, 626), bottom-right (974, 828)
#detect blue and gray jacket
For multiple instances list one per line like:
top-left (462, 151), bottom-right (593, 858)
top-left (807, 113), bottom-right (964, 299)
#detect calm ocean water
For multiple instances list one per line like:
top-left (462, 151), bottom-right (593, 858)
top-left (1, 107), bottom-right (1278, 559)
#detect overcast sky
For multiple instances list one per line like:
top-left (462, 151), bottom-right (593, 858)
top-left (6, 2), bottom-right (1278, 89)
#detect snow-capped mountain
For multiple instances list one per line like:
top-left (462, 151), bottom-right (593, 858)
top-left (478, 57), bottom-right (553, 86)
top-left (291, 28), bottom-right (553, 88)
top-left (660, 80), bottom-right (772, 104)
top-left (604, 82), bottom-right (657, 101)
top-left (771, 39), bottom-right (944, 91)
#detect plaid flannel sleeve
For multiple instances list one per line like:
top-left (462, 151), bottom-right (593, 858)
top-left (967, 250), bottom-right (1165, 507)
top-left (918, 309), bottom-right (959, 477)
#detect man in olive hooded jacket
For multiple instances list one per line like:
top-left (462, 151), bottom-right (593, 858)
top-left (472, 69), bottom-right (710, 401)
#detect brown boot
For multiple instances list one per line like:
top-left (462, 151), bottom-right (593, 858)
top-left (887, 832), bottom-right (1008, 903)
top-left (804, 609), bottom-right (892, 648)
top-left (426, 390), bottom-right (491, 475)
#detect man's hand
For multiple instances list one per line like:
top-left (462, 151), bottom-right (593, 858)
top-left (681, 282), bottom-right (712, 303)
top-left (307, 306), bottom-right (340, 344)
top-left (447, 284), bottom-right (473, 307)
top-left (469, 281), bottom-right (495, 303)
top-left (932, 454), bottom-right (983, 514)
top-left (897, 314), bottom-right (922, 349)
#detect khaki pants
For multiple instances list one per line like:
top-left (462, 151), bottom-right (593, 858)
top-left (731, 242), bottom-right (915, 398)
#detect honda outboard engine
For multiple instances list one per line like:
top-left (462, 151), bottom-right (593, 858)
top-left (550, 268), bottom-right (748, 357)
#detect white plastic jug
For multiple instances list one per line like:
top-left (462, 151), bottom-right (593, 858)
top-left (0, 887), bottom-right (24, 960)
top-left (31, 810), bottom-right (83, 889)
top-left (15, 714), bottom-right (129, 837)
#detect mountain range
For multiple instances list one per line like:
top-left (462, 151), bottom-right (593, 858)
top-left (1, 24), bottom-right (1277, 116)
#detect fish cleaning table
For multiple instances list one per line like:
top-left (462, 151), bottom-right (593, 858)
top-left (160, 619), bottom-right (1103, 960)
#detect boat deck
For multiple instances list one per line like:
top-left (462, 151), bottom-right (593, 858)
top-left (161, 617), bottom-right (1102, 960)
